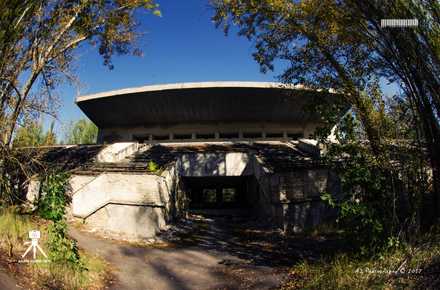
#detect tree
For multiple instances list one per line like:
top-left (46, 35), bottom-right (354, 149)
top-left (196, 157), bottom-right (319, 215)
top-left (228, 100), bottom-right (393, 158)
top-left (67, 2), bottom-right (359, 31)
top-left (13, 119), bottom-right (57, 147)
top-left (208, 0), bottom-right (438, 246)
top-left (63, 117), bottom-right (98, 145)
top-left (344, 0), bottom-right (440, 225)
top-left (0, 0), bottom-right (160, 148)
top-left (0, 0), bottom-right (160, 202)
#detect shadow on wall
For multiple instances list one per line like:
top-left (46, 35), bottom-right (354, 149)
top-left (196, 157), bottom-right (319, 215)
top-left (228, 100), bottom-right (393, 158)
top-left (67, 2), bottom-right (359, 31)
top-left (281, 169), bottom-right (342, 232)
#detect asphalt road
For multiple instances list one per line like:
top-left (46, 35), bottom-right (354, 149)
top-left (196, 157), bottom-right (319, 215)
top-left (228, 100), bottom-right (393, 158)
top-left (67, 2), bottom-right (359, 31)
top-left (0, 270), bottom-right (21, 290)
top-left (68, 220), bottom-right (287, 290)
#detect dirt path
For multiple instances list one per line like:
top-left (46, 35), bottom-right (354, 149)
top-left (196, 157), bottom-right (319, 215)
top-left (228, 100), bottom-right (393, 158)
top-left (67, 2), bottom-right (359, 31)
top-left (0, 269), bottom-right (21, 290)
top-left (68, 220), bottom-right (288, 290)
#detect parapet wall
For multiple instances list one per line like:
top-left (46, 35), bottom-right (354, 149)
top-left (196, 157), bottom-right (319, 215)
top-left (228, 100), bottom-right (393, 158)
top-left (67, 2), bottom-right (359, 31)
top-left (72, 172), bottom-right (168, 218)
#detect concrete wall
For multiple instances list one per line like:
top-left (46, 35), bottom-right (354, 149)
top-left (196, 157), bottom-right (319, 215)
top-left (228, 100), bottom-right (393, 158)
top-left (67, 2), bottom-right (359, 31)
top-left (106, 204), bottom-right (165, 237)
top-left (275, 169), bottom-right (342, 232)
top-left (26, 174), bottom-right (98, 208)
top-left (250, 155), bottom-right (342, 232)
top-left (85, 203), bottom-right (165, 237)
top-left (72, 172), bottom-right (168, 218)
top-left (276, 169), bottom-right (329, 202)
top-left (27, 143), bottom-right (342, 237)
top-left (71, 172), bottom-right (170, 237)
top-left (26, 180), bottom-right (41, 207)
top-left (252, 155), bottom-right (278, 219)
top-left (96, 142), bottom-right (139, 162)
top-left (97, 122), bottom-right (320, 144)
top-left (180, 152), bottom-right (253, 177)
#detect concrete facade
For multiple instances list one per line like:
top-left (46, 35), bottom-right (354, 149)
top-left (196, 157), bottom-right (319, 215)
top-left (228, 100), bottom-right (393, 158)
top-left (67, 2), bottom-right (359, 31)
top-left (96, 122), bottom-right (320, 144)
top-left (75, 82), bottom-right (348, 145)
top-left (25, 82), bottom-right (347, 238)
top-left (59, 141), bottom-right (342, 236)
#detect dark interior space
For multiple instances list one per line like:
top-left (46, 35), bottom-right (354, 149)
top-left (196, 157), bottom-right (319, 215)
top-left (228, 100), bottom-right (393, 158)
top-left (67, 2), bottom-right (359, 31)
top-left (183, 176), bottom-right (251, 215)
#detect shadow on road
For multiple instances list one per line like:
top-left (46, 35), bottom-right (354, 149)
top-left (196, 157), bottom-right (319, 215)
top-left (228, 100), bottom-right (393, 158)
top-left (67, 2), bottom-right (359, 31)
top-left (68, 218), bottom-right (292, 290)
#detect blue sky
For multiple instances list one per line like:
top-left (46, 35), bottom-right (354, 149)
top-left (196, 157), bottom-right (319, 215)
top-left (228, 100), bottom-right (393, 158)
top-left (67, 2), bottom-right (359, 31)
top-left (55, 0), bottom-right (282, 135)
top-left (53, 0), bottom-right (398, 138)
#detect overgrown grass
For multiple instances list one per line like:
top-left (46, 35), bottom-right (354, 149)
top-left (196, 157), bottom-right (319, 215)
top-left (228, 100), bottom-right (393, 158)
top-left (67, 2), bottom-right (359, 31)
top-left (295, 221), bottom-right (341, 238)
top-left (279, 236), bottom-right (440, 289)
top-left (0, 206), bottom-right (43, 256)
top-left (0, 206), bottom-right (114, 289)
top-left (28, 249), bottom-right (114, 289)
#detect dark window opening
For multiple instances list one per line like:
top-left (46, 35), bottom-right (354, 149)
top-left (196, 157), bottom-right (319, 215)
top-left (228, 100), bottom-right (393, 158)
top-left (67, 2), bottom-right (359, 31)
top-left (219, 132), bottom-right (239, 139)
top-left (222, 188), bottom-right (237, 202)
top-left (243, 132), bottom-right (262, 139)
top-left (174, 134), bottom-right (192, 140)
top-left (184, 177), bottom-right (249, 210)
top-left (203, 188), bottom-right (217, 203)
top-left (287, 132), bottom-right (304, 140)
top-left (266, 132), bottom-right (283, 138)
top-left (153, 135), bottom-right (169, 141)
top-left (133, 135), bottom-right (149, 143)
top-left (196, 133), bottom-right (215, 139)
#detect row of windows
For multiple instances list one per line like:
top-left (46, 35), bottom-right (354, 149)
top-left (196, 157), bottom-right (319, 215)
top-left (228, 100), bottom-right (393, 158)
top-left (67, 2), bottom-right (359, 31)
top-left (133, 132), bottom-right (303, 142)
top-left (203, 188), bottom-right (237, 203)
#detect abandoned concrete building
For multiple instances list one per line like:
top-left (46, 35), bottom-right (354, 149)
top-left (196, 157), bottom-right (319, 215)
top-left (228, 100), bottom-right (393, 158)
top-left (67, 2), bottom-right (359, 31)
top-left (28, 82), bottom-right (348, 237)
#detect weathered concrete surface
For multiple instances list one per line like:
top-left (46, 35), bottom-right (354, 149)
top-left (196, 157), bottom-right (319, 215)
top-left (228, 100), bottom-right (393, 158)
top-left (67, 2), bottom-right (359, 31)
top-left (180, 152), bottom-right (253, 177)
top-left (105, 204), bottom-right (165, 237)
top-left (96, 142), bottom-right (139, 162)
top-left (76, 81), bottom-right (347, 131)
top-left (96, 122), bottom-right (318, 144)
top-left (72, 172), bottom-right (168, 218)
top-left (68, 220), bottom-right (287, 290)
top-left (63, 140), bottom-right (342, 237)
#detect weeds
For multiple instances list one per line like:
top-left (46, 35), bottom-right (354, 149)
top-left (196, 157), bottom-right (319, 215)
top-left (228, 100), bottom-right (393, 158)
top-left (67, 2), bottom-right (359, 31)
top-left (279, 235), bottom-right (440, 289)
top-left (28, 249), bottom-right (113, 289)
top-left (0, 206), bottom-right (41, 257)
top-left (0, 206), bottom-right (114, 289)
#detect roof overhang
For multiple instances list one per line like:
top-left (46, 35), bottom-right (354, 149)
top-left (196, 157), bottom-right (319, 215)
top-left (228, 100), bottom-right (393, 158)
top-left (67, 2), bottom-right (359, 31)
top-left (75, 82), bottom-right (348, 128)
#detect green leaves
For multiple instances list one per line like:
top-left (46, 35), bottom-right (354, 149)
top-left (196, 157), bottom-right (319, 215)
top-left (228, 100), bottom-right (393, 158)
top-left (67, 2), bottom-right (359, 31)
top-left (38, 168), bottom-right (83, 267)
top-left (38, 168), bottom-right (71, 222)
top-left (63, 116), bottom-right (98, 145)
top-left (209, 0), bottom-right (436, 255)
top-left (45, 222), bottom-right (83, 267)
top-left (148, 160), bottom-right (163, 173)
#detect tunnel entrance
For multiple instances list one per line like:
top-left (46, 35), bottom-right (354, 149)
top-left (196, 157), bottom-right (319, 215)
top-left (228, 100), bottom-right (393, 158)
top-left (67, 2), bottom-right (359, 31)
top-left (183, 176), bottom-right (251, 216)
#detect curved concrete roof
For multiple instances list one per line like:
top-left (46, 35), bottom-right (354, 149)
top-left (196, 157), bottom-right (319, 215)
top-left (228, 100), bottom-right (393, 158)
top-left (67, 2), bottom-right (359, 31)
top-left (75, 82), bottom-right (343, 128)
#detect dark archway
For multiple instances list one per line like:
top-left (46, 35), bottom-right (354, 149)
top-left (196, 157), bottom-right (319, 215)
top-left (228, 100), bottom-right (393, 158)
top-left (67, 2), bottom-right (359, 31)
top-left (183, 176), bottom-right (251, 216)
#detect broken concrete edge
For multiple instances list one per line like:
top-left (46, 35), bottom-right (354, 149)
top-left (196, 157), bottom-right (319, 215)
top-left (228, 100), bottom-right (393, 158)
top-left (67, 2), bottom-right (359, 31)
top-left (297, 139), bottom-right (322, 156)
top-left (95, 142), bottom-right (139, 162)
